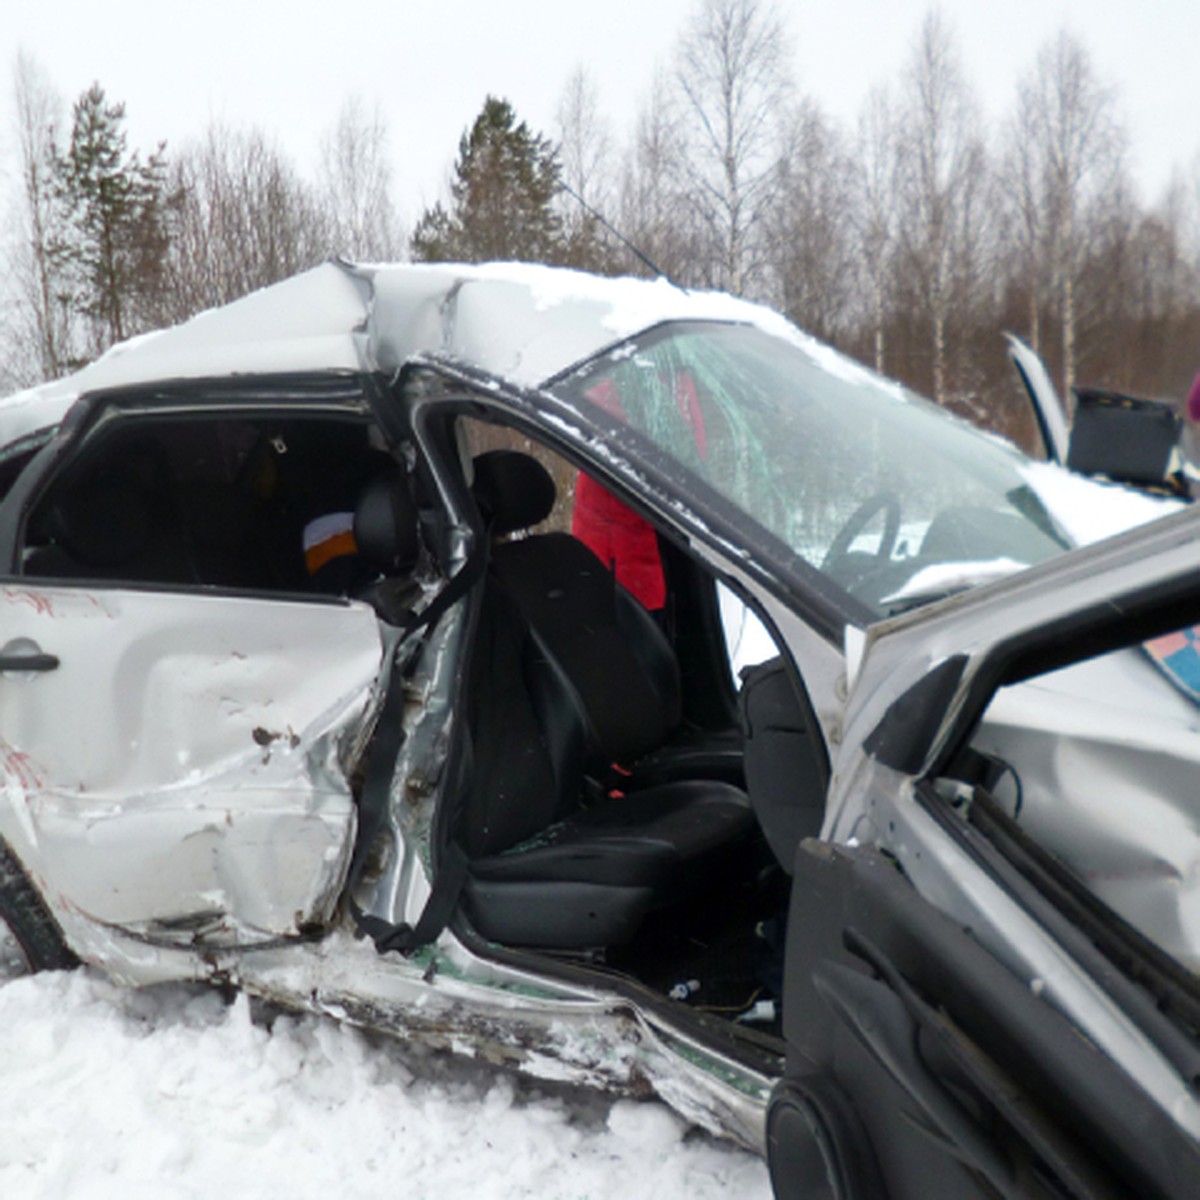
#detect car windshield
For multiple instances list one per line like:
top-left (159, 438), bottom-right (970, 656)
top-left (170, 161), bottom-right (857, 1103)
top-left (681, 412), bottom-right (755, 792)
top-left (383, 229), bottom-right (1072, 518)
top-left (552, 320), bottom-right (1070, 618)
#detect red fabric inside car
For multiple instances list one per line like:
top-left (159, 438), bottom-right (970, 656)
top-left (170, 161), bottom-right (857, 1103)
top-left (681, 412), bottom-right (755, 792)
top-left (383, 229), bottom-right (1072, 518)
top-left (571, 473), bottom-right (666, 611)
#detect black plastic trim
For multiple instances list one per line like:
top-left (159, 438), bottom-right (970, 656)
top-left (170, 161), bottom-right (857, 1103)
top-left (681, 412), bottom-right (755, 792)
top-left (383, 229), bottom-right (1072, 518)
top-left (0, 652), bottom-right (58, 672)
top-left (864, 656), bottom-right (968, 772)
top-left (785, 843), bottom-right (1200, 1199)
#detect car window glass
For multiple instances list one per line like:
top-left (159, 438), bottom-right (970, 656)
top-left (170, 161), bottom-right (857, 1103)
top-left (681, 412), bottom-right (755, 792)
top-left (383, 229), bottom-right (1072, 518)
top-left (22, 415), bottom-right (397, 594)
top-left (717, 581), bottom-right (774, 680)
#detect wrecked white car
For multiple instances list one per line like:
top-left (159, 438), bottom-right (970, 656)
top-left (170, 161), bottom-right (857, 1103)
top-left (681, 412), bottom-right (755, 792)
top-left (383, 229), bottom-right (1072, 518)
top-left (2, 262), bottom-right (1200, 1198)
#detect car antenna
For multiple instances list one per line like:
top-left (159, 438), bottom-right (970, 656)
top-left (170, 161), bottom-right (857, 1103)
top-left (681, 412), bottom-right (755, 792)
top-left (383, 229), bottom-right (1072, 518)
top-left (560, 181), bottom-right (685, 291)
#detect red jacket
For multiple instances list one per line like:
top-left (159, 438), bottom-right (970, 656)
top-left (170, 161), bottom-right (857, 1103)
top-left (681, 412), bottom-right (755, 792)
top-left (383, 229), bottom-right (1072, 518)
top-left (572, 473), bottom-right (666, 610)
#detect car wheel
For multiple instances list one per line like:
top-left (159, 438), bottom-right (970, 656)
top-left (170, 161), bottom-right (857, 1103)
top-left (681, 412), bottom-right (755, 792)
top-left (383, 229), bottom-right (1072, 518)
top-left (0, 839), bottom-right (78, 978)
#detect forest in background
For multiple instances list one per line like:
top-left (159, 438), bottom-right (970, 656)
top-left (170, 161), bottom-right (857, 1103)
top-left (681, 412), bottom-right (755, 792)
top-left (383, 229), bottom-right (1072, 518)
top-left (4, 0), bottom-right (1200, 451)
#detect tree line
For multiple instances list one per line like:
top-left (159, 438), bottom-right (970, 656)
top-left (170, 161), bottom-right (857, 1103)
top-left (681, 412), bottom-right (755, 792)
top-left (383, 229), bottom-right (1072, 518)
top-left (4, 1), bottom-right (1200, 449)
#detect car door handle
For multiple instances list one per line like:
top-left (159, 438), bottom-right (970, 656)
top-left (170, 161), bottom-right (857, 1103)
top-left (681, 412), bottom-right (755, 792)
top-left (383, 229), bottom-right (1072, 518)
top-left (0, 651), bottom-right (59, 672)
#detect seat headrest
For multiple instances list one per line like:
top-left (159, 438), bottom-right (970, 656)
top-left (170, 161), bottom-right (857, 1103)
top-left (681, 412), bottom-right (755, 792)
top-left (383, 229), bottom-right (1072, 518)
top-left (471, 450), bottom-right (556, 536)
top-left (353, 467), bottom-right (419, 570)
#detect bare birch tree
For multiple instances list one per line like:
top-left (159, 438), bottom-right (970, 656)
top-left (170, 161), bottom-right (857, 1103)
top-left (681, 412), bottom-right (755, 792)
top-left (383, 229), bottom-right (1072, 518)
top-left (618, 72), bottom-right (699, 282)
top-left (852, 85), bottom-right (900, 373)
top-left (163, 123), bottom-right (332, 322)
top-left (1005, 83), bottom-right (1047, 356)
top-left (767, 99), bottom-right (856, 342)
top-left (1185, 150), bottom-right (1200, 267)
top-left (893, 11), bottom-right (989, 405)
top-left (555, 66), bottom-right (620, 270)
top-left (557, 67), bottom-right (612, 210)
top-left (1013, 31), bottom-right (1126, 398)
top-left (673, 0), bottom-right (792, 295)
top-left (318, 97), bottom-right (401, 261)
top-left (5, 52), bottom-right (70, 383)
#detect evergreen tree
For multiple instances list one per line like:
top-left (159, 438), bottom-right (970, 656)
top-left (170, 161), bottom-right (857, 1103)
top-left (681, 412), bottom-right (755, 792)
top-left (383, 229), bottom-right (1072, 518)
top-left (51, 83), bottom-right (173, 358)
top-left (411, 96), bottom-right (566, 264)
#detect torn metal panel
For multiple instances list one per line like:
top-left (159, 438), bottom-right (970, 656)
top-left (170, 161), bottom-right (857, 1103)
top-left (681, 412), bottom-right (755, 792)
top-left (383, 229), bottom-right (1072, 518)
top-left (230, 931), bottom-right (774, 1152)
top-left (354, 599), bottom-right (470, 931)
top-left (976, 647), bottom-right (1200, 968)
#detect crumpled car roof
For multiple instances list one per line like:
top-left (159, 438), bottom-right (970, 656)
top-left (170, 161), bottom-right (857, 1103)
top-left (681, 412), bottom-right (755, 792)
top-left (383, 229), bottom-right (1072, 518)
top-left (0, 260), bottom-right (794, 449)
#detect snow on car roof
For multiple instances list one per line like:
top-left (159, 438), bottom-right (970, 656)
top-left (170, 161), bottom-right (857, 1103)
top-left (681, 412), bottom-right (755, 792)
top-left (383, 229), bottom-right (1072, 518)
top-left (0, 260), bottom-right (804, 450)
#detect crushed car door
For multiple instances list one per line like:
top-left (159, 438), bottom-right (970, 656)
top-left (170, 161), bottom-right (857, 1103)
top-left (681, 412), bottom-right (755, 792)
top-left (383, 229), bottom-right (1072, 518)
top-left (0, 378), bottom-right (401, 948)
top-left (0, 583), bottom-right (384, 945)
top-left (772, 837), bottom-right (1200, 1199)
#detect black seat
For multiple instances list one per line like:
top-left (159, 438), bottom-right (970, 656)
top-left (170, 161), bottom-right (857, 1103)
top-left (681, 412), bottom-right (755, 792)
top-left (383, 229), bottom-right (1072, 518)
top-left (457, 561), bottom-right (754, 949)
top-left (738, 656), bottom-right (828, 874)
top-left (470, 450), bottom-right (742, 786)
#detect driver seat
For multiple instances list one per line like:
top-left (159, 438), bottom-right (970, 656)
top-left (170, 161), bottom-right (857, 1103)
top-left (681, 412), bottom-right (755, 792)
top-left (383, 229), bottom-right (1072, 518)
top-left (470, 450), bottom-right (743, 787)
top-left (457, 571), bottom-right (755, 948)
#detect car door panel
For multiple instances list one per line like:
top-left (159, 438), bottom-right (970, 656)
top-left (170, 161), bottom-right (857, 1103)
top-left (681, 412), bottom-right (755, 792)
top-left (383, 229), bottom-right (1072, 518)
top-left (772, 839), bottom-right (1200, 1199)
top-left (0, 582), bottom-right (383, 943)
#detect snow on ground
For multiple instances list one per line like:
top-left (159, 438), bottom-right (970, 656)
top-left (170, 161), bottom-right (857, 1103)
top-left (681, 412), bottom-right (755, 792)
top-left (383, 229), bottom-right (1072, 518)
top-left (0, 968), bottom-right (771, 1200)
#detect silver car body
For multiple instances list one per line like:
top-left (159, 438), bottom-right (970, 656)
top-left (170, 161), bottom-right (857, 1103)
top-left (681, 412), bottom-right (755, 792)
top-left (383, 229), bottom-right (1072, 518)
top-left (2, 262), bottom-right (1199, 1174)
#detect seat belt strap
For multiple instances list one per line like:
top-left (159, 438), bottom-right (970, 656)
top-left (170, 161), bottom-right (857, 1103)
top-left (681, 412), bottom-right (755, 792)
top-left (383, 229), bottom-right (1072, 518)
top-left (343, 636), bottom-right (413, 894)
top-left (348, 546), bottom-right (487, 956)
top-left (351, 841), bottom-right (470, 956)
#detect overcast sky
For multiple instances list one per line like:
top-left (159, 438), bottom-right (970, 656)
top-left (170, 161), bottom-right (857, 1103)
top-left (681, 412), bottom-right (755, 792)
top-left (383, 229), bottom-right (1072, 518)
top-left (2, 0), bottom-right (1197, 229)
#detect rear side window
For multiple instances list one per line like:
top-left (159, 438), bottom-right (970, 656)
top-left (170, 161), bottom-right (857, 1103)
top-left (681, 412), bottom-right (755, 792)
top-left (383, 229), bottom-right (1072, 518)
top-left (0, 438), bottom-right (51, 506)
top-left (22, 415), bottom-right (394, 594)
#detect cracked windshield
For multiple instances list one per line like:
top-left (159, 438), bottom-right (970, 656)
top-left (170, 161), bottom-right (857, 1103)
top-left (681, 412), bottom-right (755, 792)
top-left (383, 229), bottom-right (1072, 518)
top-left (555, 321), bottom-right (1070, 618)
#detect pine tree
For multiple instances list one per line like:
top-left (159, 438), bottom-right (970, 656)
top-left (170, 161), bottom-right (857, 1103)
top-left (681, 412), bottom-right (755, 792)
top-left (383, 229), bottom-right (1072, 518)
top-left (51, 83), bottom-right (173, 358)
top-left (411, 96), bottom-right (566, 264)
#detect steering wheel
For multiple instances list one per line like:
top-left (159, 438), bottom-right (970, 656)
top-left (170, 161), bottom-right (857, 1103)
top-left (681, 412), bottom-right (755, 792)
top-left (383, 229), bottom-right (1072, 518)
top-left (821, 492), bottom-right (902, 582)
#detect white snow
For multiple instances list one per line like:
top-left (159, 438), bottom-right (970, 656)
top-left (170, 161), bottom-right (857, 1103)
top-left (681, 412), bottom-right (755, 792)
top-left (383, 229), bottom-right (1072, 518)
top-left (881, 558), bottom-right (1030, 606)
top-left (0, 264), bottom-right (371, 449)
top-left (0, 258), bottom-right (894, 449)
top-left (1020, 459), bottom-right (1184, 546)
top-left (0, 969), bottom-right (770, 1200)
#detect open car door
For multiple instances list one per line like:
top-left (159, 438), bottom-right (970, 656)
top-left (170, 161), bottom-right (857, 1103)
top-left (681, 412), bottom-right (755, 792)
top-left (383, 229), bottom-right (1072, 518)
top-left (1007, 333), bottom-right (1185, 495)
top-left (1005, 332), bottom-right (1070, 466)
top-left (770, 504), bottom-right (1200, 1198)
